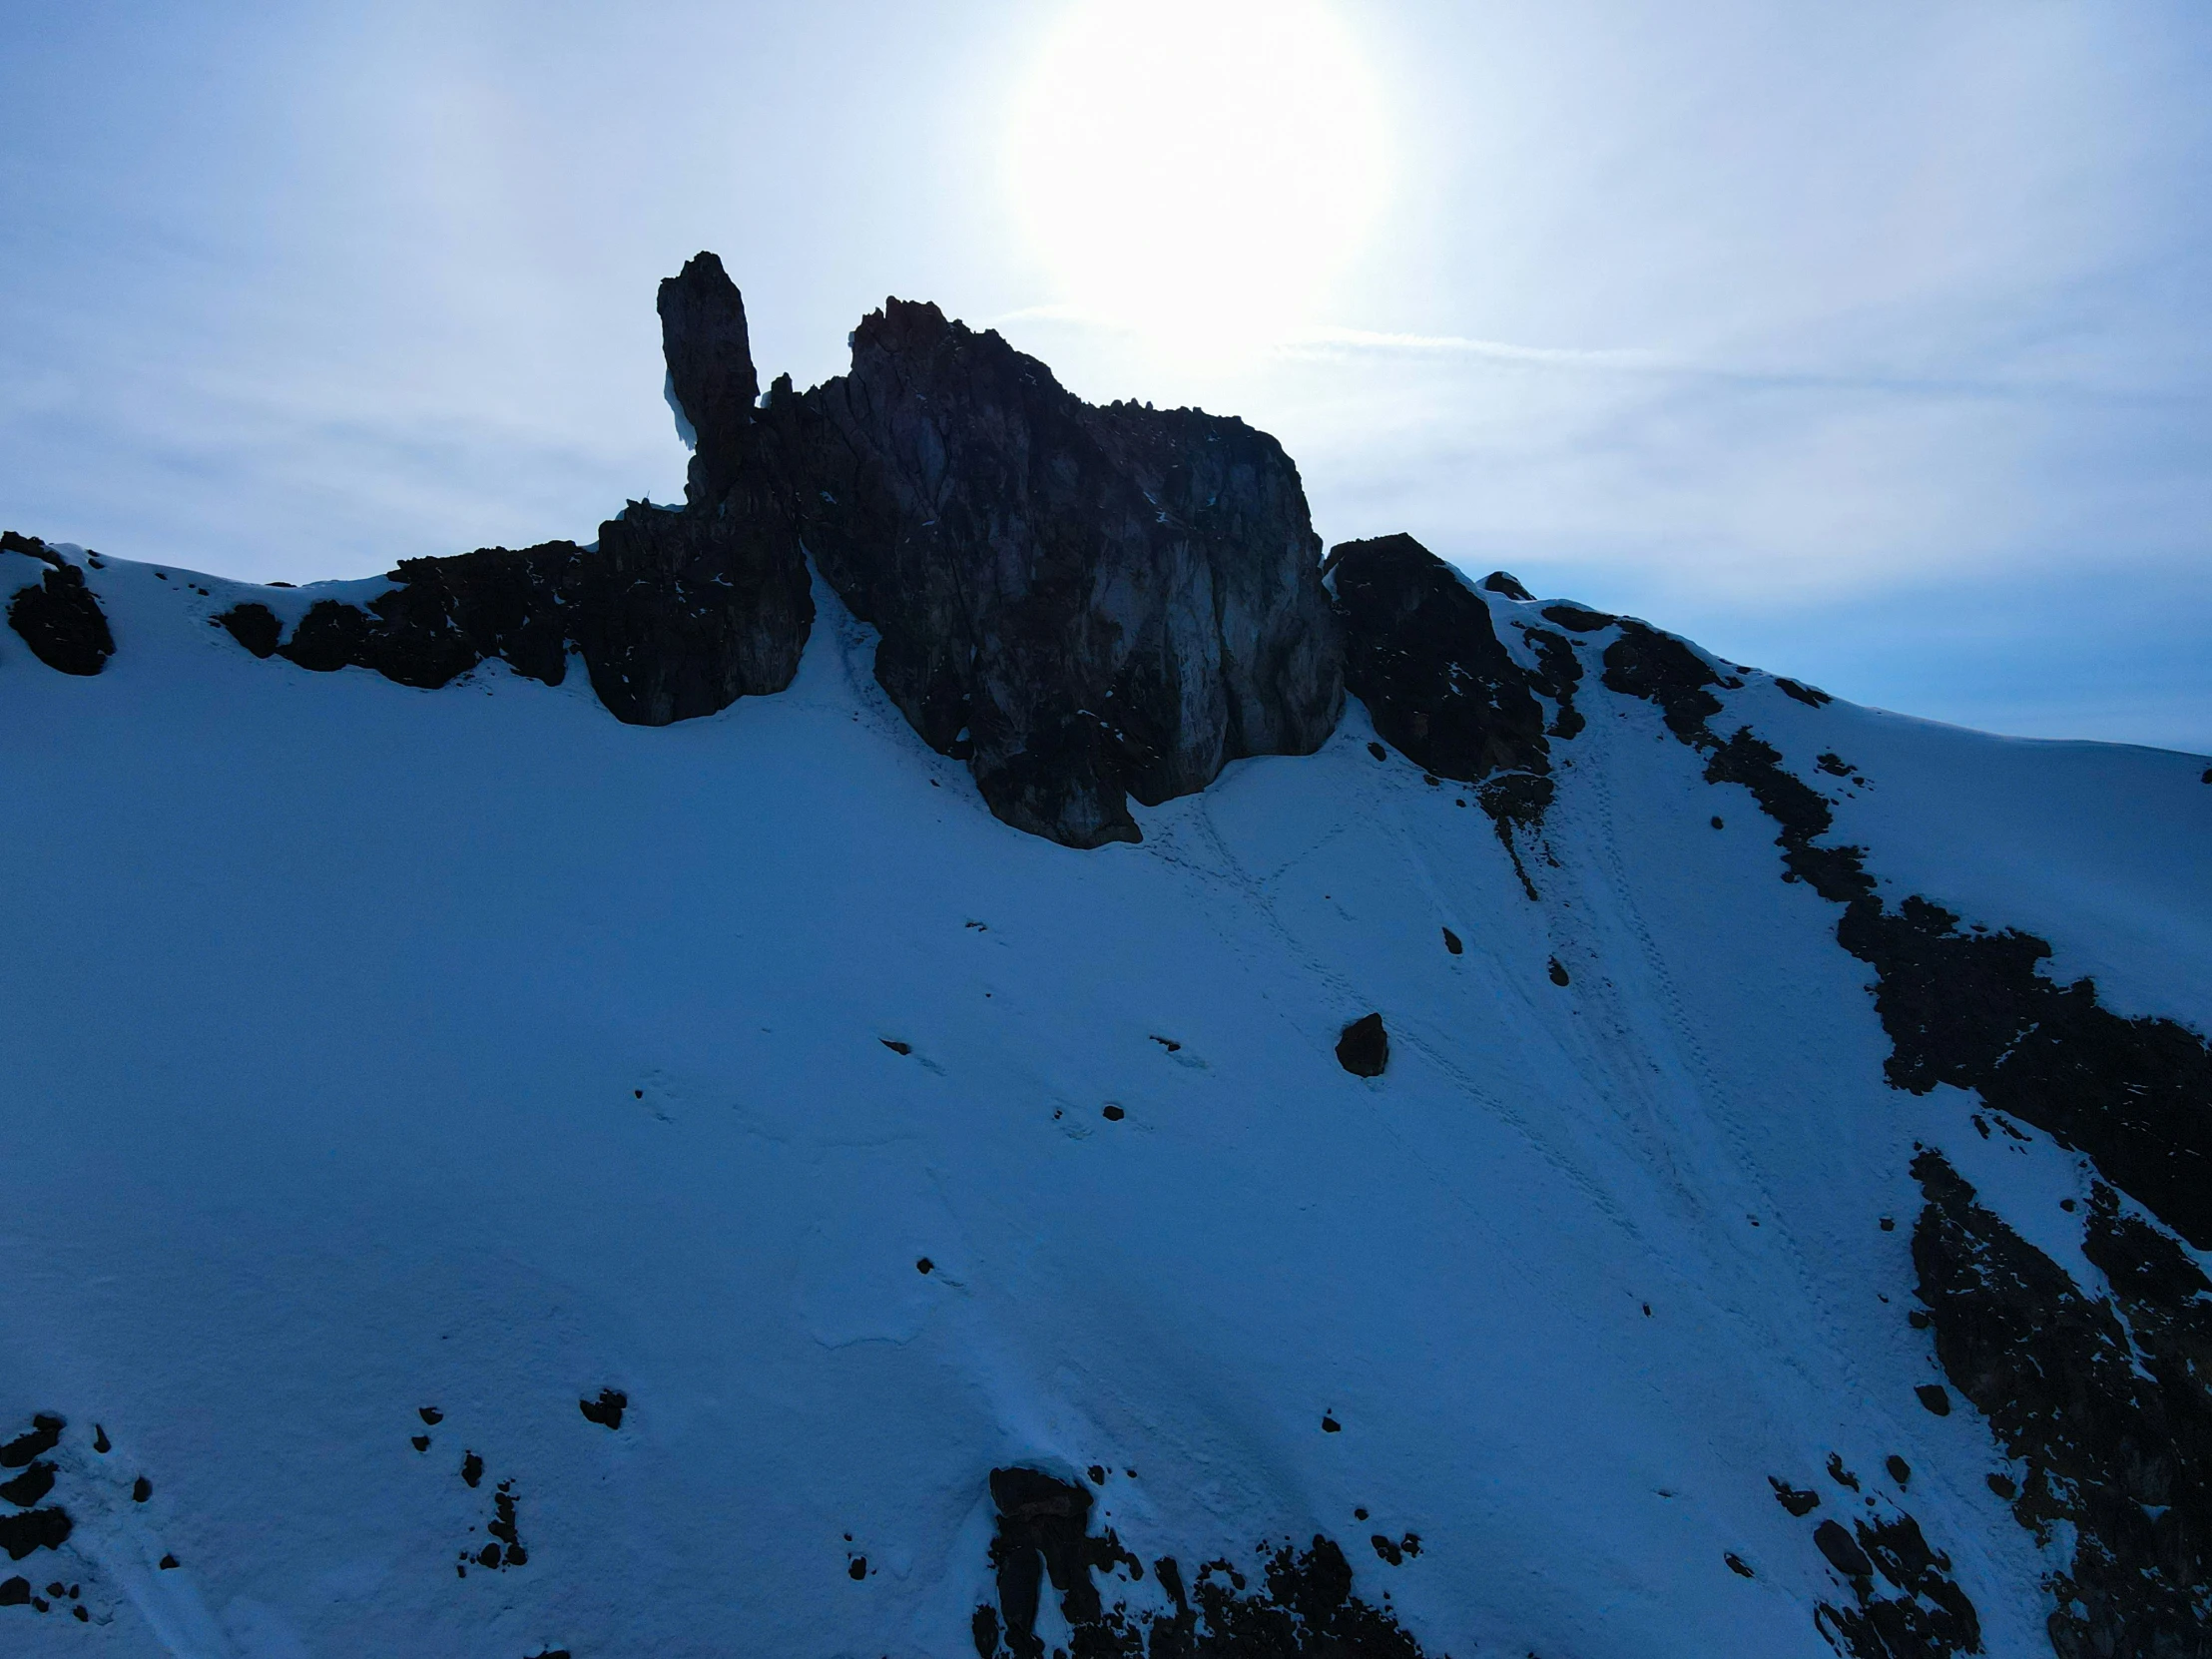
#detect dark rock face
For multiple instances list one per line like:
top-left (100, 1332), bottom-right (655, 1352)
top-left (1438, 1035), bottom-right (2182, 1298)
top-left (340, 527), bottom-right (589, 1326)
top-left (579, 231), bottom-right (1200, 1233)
top-left (0, 1507), bottom-right (69, 1562)
top-left (767, 298), bottom-right (1343, 847)
top-left (1913, 1152), bottom-right (2212, 1658)
top-left (1324, 534), bottom-right (1590, 893)
top-left (5, 535), bottom-right (114, 676)
top-left (1326, 534), bottom-right (1549, 799)
top-left (217, 602), bottom-right (282, 659)
top-left (972, 1466), bottom-right (1430, 1659)
top-left (574, 500), bottom-right (811, 725)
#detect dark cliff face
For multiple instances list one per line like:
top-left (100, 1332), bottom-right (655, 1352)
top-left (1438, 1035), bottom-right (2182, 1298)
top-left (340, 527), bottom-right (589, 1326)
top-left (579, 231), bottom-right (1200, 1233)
top-left (758, 296), bottom-right (1342, 847)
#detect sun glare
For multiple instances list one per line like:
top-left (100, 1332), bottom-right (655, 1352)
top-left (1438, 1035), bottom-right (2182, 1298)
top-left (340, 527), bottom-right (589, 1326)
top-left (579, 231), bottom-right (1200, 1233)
top-left (1007, 0), bottom-right (1390, 353)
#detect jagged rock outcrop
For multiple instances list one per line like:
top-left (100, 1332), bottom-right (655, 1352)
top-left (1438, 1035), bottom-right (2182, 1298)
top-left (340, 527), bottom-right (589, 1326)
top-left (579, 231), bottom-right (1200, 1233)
top-left (1325, 533), bottom-right (1549, 790)
top-left (214, 254), bottom-right (814, 724)
top-left (4, 532), bottom-right (113, 676)
top-left (753, 296), bottom-right (1343, 847)
top-left (971, 1467), bottom-right (1429, 1659)
top-left (1324, 534), bottom-right (1583, 868)
top-left (214, 255), bottom-right (1340, 843)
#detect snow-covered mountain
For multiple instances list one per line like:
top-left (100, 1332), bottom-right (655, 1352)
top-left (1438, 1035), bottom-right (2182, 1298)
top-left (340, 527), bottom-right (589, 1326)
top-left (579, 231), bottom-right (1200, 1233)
top-left (2, 258), bottom-right (2207, 1659)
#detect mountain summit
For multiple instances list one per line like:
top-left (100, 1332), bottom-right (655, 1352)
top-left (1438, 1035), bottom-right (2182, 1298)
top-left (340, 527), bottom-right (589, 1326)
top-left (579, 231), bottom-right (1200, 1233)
top-left (1, 259), bottom-right (2208, 1658)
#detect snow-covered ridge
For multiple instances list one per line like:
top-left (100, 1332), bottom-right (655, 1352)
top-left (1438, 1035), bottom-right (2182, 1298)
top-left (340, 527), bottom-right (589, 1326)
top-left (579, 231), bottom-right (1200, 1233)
top-left (3, 268), bottom-right (2210, 1657)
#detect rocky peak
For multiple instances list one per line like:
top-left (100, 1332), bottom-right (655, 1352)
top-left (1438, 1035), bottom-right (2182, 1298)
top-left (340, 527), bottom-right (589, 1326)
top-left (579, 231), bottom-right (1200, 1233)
top-left (764, 290), bottom-right (1344, 847)
top-left (206, 253), bottom-right (1345, 846)
top-left (658, 252), bottom-right (762, 508)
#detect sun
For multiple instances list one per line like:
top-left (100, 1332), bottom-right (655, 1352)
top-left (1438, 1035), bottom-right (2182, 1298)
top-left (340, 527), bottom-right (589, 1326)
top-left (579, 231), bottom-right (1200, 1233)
top-left (1006, 0), bottom-right (1391, 351)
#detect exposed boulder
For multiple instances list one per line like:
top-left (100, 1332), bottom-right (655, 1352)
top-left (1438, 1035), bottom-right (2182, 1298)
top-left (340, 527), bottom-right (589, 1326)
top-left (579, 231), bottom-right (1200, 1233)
top-left (1337, 1012), bottom-right (1389, 1078)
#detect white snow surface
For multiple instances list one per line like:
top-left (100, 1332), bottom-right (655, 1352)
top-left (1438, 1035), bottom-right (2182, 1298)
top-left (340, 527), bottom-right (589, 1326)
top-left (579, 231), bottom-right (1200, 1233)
top-left (1, 548), bottom-right (2207, 1657)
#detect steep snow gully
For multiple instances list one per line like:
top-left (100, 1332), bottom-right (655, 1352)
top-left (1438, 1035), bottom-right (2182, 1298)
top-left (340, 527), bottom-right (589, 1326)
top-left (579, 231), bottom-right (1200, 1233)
top-left (1, 256), bottom-right (2208, 1659)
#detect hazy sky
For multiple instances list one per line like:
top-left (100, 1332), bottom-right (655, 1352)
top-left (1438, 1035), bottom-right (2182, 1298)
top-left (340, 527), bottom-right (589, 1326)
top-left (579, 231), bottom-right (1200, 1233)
top-left (5, 1), bottom-right (2207, 751)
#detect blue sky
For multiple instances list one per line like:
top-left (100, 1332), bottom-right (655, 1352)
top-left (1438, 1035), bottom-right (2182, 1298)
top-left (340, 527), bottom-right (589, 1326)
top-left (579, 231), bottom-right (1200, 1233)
top-left (4, 0), bottom-right (2207, 751)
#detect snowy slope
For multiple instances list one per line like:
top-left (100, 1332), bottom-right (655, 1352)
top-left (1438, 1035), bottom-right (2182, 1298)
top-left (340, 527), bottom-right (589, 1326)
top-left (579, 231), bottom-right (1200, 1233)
top-left (1, 542), bottom-right (2208, 1657)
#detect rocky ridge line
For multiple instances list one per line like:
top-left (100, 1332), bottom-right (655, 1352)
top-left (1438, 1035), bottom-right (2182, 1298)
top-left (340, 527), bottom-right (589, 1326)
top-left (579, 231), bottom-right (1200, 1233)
top-left (203, 253), bottom-right (1344, 848)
